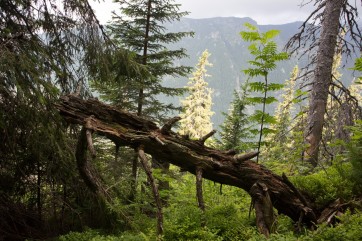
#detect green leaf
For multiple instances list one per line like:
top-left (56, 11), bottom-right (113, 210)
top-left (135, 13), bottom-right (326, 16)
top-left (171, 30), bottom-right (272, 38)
top-left (240, 31), bottom-right (260, 42)
top-left (264, 96), bottom-right (278, 104)
top-left (262, 127), bottom-right (277, 135)
top-left (248, 82), bottom-right (265, 92)
top-left (243, 68), bottom-right (266, 77)
top-left (244, 22), bottom-right (258, 31)
top-left (267, 83), bottom-right (284, 91)
top-left (295, 89), bottom-right (308, 97)
top-left (250, 111), bottom-right (277, 124)
top-left (262, 41), bottom-right (278, 55)
top-left (263, 113), bottom-right (277, 124)
top-left (250, 128), bottom-right (260, 135)
top-left (273, 52), bottom-right (289, 61)
top-left (262, 30), bottom-right (280, 41)
top-left (248, 43), bottom-right (261, 56)
top-left (351, 57), bottom-right (362, 71)
top-left (247, 97), bottom-right (265, 104)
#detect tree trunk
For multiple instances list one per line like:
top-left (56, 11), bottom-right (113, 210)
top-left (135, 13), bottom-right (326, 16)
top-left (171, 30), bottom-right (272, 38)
top-left (152, 157), bottom-right (171, 205)
top-left (56, 95), bottom-right (318, 231)
top-left (128, 152), bottom-right (138, 203)
top-left (76, 127), bottom-right (109, 201)
top-left (305, 0), bottom-right (344, 167)
top-left (250, 182), bottom-right (275, 237)
top-left (196, 167), bottom-right (205, 212)
top-left (138, 147), bottom-right (164, 236)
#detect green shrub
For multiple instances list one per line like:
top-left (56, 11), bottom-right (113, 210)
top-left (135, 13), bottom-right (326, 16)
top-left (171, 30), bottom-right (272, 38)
top-left (292, 165), bottom-right (354, 208)
top-left (57, 229), bottom-right (151, 241)
top-left (301, 211), bottom-right (362, 241)
top-left (346, 120), bottom-right (362, 194)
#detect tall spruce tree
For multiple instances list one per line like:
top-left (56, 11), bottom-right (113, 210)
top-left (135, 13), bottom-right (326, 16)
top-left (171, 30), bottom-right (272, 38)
top-left (179, 50), bottom-right (214, 139)
top-left (218, 83), bottom-right (251, 153)
top-left (108, 0), bottom-right (193, 118)
top-left (95, 0), bottom-right (194, 222)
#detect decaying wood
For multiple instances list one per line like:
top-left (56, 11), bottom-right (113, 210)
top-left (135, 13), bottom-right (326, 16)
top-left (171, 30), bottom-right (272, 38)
top-left (161, 116), bottom-right (181, 134)
top-left (56, 95), bottom-right (318, 231)
top-left (198, 130), bottom-right (217, 144)
top-left (196, 167), bottom-right (205, 212)
top-left (304, 0), bottom-right (345, 167)
top-left (138, 147), bottom-right (164, 235)
top-left (317, 198), bottom-right (348, 225)
top-left (76, 127), bottom-right (109, 201)
top-left (85, 117), bottom-right (97, 158)
top-left (234, 152), bottom-right (259, 163)
top-left (250, 182), bottom-right (275, 238)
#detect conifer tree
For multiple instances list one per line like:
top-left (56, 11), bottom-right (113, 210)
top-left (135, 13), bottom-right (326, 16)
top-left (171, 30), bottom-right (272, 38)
top-left (178, 50), bottom-right (214, 215)
top-left (93, 0), bottom-right (194, 208)
top-left (218, 83), bottom-right (251, 152)
top-left (108, 0), bottom-right (193, 118)
top-left (179, 50), bottom-right (214, 139)
top-left (0, 0), bottom-right (128, 237)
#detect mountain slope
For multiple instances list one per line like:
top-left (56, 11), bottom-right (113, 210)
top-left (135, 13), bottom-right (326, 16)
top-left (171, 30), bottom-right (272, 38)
top-left (163, 17), bottom-right (354, 129)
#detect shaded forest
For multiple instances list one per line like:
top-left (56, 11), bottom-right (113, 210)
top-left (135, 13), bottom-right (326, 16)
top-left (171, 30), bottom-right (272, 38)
top-left (1, 0), bottom-right (362, 241)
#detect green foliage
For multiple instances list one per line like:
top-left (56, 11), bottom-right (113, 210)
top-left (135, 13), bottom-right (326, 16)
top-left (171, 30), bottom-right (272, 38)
top-left (58, 229), bottom-right (151, 241)
top-left (352, 57), bottom-right (362, 81)
top-left (205, 204), bottom-right (258, 240)
top-left (0, 0), bottom-right (124, 238)
top-left (99, 0), bottom-right (194, 118)
top-left (292, 165), bottom-right (354, 208)
top-left (345, 120), bottom-right (362, 193)
top-left (299, 211), bottom-right (362, 241)
top-left (262, 66), bottom-right (305, 172)
top-left (240, 23), bottom-right (289, 158)
top-left (164, 205), bottom-right (220, 241)
top-left (218, 84), bottom-right (252, 152)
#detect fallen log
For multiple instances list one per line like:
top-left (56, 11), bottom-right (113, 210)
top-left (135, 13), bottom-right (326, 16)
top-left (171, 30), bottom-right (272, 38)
top-left (56, 95), bottom-right (317, 234)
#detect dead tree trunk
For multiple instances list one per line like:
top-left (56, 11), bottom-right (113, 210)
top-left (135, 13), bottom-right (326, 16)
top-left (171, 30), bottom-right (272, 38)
top-left (305, 0), bottom-right (344, 167)
top-left (76, 126), bottom-right (109, 201)
top-left (196, 167), bottom-right (205, 212)
top-left (250, 182), bottom-right (275, 238)
top-left (56, 95), bottom-right (317, 234)
top-left (138, 147), bottom-right (164, 236)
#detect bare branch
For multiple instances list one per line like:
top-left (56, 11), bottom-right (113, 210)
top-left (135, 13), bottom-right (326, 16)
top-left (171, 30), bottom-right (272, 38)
top-left (138, 146), bottom-right (164, 235)
top-left (233, 152), bottom-right (259, 163)
top-left (161, 116), bottom-right (181, 134)
top-left (196, 167), bottom-right (205, 212)
top-left (198, 130), bottom-right (217, 144)
top-left (85, 129), bottom-right (96, 158)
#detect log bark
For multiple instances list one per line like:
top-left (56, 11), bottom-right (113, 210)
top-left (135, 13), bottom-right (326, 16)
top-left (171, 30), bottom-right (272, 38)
top-left (76, 127), bottom-right (109, 201)
top-left (138, 147), bottom-right (164, 235)
top-left (196, 167), bottom-right (205, 212)
top-left (56, 95), bottom-right (317, 229)
top-left (305, 0), bottom-right (344, 167)
top-left (250, 182), bottom-right (275, 237)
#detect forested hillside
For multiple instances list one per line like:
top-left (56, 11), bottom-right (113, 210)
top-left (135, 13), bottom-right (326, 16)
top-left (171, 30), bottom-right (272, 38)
top-left (1, 1), bottom-right (362, 241)
top-left (163, 17), bottom-right (357, 128)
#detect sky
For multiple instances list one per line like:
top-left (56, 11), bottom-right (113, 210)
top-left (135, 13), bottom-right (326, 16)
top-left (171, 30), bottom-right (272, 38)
top-left (90, 0), bottom-right (317, 25)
